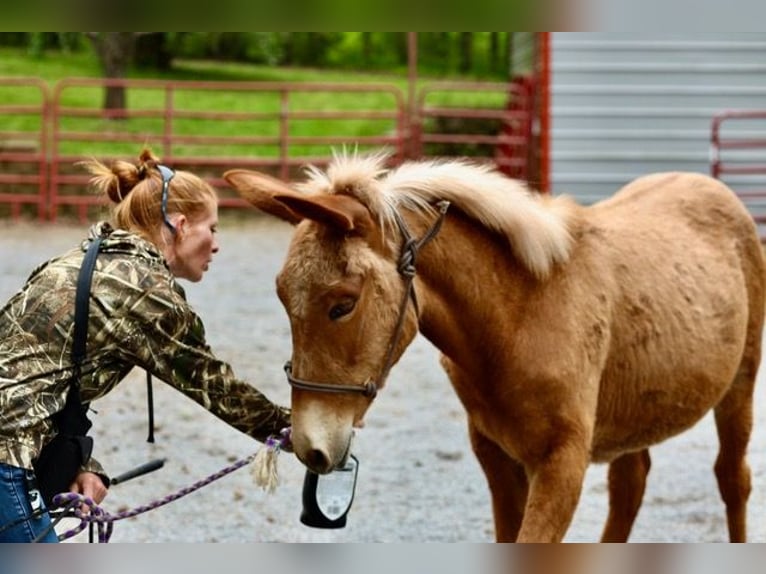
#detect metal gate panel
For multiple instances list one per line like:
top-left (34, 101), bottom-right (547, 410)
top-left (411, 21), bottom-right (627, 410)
top-left (413, 81), bottom-right (535, 184)
top-left (711, 110), bottom-right (766, 242)
top-left (49, 78), bottom-right (406, 222)
top-left (551, 33), bottom-right (766, 205)
top-left (0, 78), bottom-right (49, 221)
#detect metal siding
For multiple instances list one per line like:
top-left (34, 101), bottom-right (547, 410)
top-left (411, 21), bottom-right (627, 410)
top-left (551, 33), bottom-right (766, 204)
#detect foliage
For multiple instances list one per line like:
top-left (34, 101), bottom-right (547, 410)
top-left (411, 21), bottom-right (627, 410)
top-left (0, 32), bottom-right (513, 80)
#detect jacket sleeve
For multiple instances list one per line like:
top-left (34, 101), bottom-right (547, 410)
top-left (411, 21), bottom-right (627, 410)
top-left (81, 456), bottom-right (110, 487)
top-left (99, 269), bottom-right (291, 444)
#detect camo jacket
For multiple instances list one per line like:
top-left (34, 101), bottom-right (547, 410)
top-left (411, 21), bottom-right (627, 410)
top-left (0, 221), bottom-right (290, 476)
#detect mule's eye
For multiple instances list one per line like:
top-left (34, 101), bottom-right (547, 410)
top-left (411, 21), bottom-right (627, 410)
top-left (329, 298), bottom-right (356, 320)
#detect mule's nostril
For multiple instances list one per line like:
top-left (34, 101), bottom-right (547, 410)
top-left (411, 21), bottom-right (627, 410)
top-left (305, 449), bottom-right (332, 474)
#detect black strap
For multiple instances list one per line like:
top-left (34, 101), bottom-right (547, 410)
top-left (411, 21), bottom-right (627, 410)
top-left (53, 237), bottom-right (102, 437)
top-left (72, 237), bottom-right (103, 370)
top-left (68, 236), bottom-right (156, 443)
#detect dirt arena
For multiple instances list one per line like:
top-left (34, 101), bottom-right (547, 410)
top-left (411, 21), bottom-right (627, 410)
top-left (1, 217), bottom-right (765, 543)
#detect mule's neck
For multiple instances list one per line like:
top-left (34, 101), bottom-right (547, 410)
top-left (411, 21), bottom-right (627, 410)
top-left (402, 208), bottom-right (536, 370)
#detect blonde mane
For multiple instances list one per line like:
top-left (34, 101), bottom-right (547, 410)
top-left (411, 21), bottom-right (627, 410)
top-left (302, 151), bottom-right (576, 279)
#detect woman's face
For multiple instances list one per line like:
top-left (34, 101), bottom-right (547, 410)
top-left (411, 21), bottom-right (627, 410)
top-left (164, 203), bottom-right (220, 282)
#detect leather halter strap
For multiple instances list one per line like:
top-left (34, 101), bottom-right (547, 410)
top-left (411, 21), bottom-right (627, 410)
top-left (284, 200), bottom-right (450, 399)
top-left (284, 362), bottom-right (378, 398)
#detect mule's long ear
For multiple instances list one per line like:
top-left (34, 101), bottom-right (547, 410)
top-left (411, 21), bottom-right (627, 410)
top-left (273, 193), bottom-right (374, 235)
top-left (222, 169), bottom-right (303, 225)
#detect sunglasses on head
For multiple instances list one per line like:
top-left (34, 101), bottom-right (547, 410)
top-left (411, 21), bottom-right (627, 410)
top-left (156, 164), bottom-right (176, 234)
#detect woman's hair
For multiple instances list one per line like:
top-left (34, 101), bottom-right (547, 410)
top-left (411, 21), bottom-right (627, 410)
top-left (78, 148), bottom-right (217, 239)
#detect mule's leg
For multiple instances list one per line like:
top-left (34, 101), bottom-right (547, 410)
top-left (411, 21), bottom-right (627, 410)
top-left (516, 438), bottom-right (590, 542)
top-left (713, 366), bottom-right (756, 542)
top-left (713, 210), bottom-right (766, 543)
top-left (600, 449), bottom-right (651, 542)
top-left (468, 421), bottom-right (528, 542)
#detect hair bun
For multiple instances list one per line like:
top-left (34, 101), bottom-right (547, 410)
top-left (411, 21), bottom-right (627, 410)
top-left (138, 148), bottom-right (160, 172)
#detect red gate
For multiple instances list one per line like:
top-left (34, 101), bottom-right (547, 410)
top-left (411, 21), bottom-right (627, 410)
top-left (0, 78), bottom-right (49, 220)
top-left (49, 78), bottom-right (407, 222)
top-left (412, 81), bottom-right (534, 183)
top-left (710, 110), bottom-right (766, 242)
top-left (0, 74), bottom-right (545, 222)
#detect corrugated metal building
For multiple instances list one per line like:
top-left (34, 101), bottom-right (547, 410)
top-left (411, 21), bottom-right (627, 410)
top-left (550, 32), bottom-right (766, 206)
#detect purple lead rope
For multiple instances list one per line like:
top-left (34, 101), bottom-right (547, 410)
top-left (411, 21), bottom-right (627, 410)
top-left (53, 428), bottom-right (291, 543)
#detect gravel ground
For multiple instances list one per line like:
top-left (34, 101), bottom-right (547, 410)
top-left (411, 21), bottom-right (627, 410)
top-left (1, 218), bottom-right (765, 543)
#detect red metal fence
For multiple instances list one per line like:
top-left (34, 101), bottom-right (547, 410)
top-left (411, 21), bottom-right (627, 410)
top-left (413, 79), bottom-right (534, 183)
top-left (0, 77), bottom-right (537, 222)
top-left (710, 110), bottom-right (766, 242)
top-left (0, 78), bottom-right (49, 219)
top-left (49, 78), bottom-right (410, 222)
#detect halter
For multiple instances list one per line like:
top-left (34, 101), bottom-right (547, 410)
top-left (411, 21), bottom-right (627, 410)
top-left (284, 200), bottom-right (450, 400)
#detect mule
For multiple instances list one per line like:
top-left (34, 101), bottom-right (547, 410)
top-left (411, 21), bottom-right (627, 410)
top-left (224, 153), bottom-right (765, 542)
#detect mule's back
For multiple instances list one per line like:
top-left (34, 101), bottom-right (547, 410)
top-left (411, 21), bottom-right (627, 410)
top-left (593, 172), bottom-right (761, 245)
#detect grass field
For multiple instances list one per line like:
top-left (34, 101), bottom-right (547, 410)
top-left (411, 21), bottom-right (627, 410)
top-left (0, 47), bottom-right (510, 159)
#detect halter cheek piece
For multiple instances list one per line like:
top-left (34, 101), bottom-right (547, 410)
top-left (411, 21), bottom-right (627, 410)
top-left (284, 200), bottom-right (450, 400)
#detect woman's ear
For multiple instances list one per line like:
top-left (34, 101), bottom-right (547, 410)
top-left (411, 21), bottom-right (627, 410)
top-left (174, 214), bottom-right (188, 238)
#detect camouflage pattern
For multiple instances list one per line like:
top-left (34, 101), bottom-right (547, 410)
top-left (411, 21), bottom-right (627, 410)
top-left (0, 222), bottom-right (290, 475)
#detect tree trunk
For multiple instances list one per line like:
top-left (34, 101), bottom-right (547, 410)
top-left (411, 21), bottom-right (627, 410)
top-left (395, 33), bottom-right (407, 65)
top-left (361, 32), bottom-right (372, 67)
top-left (490, 32), bottom-right (500, 74)
top-left (459, 32), bottom-right (473, 73)
top-left (507, 33), bottom-right (515, 77)
top-left (282, 32), bottom-right (294, 65)
top-left (134, 33), bottom-right (172, 70)
top-left (86, 32), bottom-right (137, 115)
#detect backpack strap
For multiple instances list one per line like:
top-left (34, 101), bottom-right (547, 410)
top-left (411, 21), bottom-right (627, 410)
top-left (71, 237), bottom-right (103, 372)
top-left (54, 237), bottom-right (102, 438)
top-left (67, 235), bottom-right (157, 443)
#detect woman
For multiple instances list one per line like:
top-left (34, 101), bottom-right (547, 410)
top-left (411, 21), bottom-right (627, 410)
top-left (0, 148), bottom-right (291, 542)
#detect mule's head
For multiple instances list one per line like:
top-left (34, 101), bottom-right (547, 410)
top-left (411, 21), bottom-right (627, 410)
top-left (224, 165), bottom-right (419, 473)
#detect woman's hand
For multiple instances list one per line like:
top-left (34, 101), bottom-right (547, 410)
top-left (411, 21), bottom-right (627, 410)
top-left (69, 471), bottom-right (109, 509)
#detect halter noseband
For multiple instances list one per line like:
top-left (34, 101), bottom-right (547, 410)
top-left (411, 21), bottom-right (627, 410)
top-left (284, 200), bottom-right (450, 400)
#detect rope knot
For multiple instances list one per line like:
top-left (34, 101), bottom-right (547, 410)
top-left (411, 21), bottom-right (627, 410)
top-left (397, 239), bottom-right (418, 277)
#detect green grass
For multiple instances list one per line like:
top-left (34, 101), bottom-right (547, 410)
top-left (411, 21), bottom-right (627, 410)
top-left (0, 46), bottom-right (521, 221)
top-left (0, 46), bottom-right (512, 160)
top-left (0, 45), bottom-right (507, 96)
top-left (0, 48), bottom-right (102, 80)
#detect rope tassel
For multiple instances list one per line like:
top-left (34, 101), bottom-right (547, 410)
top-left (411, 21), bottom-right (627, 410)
top-left (251, 427), bottom-right (292, 494)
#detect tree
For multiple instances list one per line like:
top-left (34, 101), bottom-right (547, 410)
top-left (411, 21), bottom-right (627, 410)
top-left (84, 32), bottom-right (142, 114)
top-left (458, 32), bottom-right (473, 73)
top-left (361, 32), bottom-right (372, 67)
top-left (134, 33), bottom-right (173, 71)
